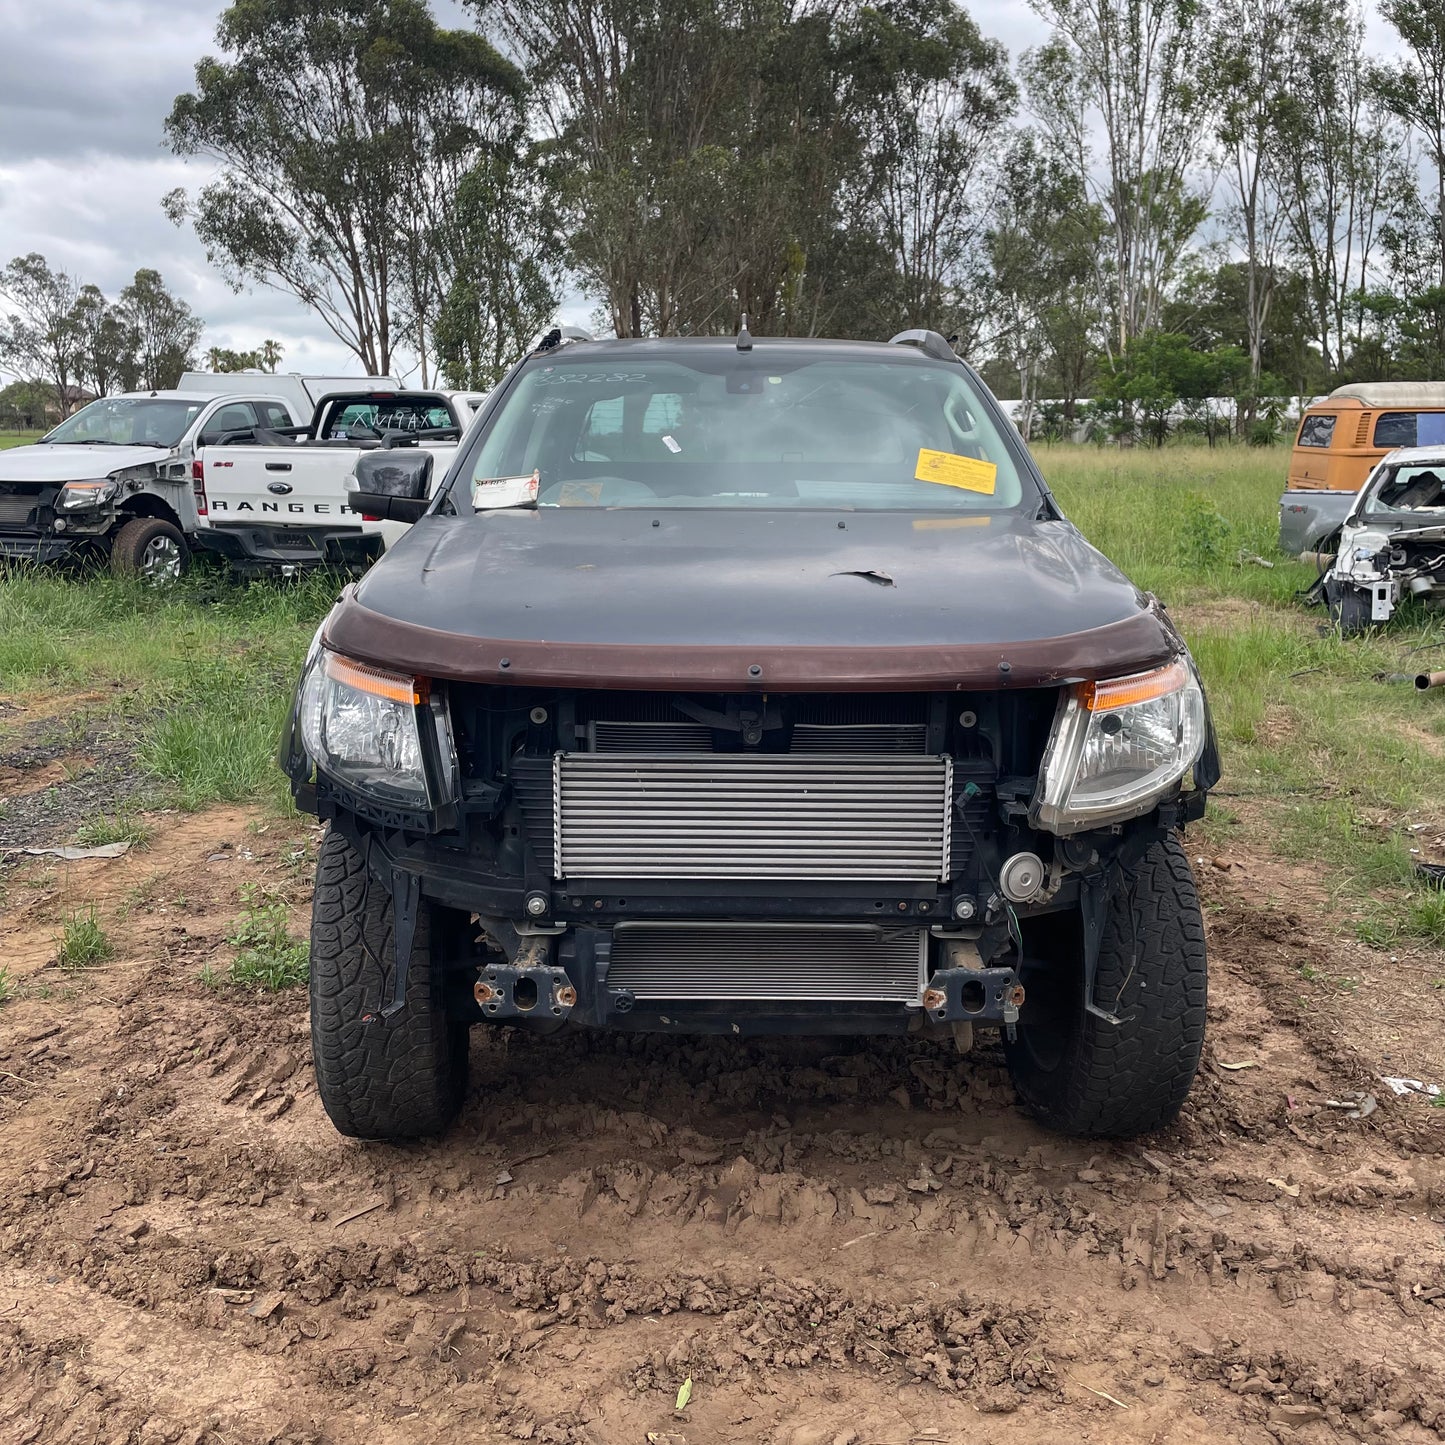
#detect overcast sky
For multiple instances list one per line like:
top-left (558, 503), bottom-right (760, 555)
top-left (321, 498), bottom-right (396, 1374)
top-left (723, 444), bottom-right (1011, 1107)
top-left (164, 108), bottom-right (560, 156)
top-left (0, 0), bottom-right (1406, 384)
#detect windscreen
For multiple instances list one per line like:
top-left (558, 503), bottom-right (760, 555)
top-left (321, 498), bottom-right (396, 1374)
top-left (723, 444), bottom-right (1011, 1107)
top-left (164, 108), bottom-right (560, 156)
top-left (1365, 463), bottom-right (1445, 516)
top-left (43, 398), bottom-right (204, 448)
top-left (458, 353), bottom-right (1034, 511)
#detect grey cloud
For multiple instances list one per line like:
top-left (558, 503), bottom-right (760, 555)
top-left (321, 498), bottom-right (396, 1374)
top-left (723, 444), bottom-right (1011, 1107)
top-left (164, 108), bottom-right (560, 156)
top-left (0, 0), bottom-right (222, 165)
top-left (0, 0), bottom-right (1047, 379)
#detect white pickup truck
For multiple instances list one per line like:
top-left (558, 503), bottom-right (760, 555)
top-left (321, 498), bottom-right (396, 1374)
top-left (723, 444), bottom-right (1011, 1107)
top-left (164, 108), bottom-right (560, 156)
top-left (192, 389), bottom-right (473, 577)
top-left (0, 373), bottom-right (394, 580)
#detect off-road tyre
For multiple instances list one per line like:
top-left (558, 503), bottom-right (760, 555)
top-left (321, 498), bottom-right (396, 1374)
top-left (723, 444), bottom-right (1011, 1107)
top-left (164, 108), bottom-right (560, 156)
top-left (110, 516), bottom-right (188, 583)
top-left (309, 828), bottom-right (469, 1139)
top-left (1325, 580), bottom-right (1372, 636)
top-left (1003, 834), bottom-right (1206, 1138)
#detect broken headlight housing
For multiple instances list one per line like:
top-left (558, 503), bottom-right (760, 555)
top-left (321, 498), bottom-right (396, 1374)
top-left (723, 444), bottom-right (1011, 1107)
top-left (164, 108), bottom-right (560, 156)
top-left (1033, 658), bottom-right (1206, 834)
top-left (299, 647), bottom-right (433, 807)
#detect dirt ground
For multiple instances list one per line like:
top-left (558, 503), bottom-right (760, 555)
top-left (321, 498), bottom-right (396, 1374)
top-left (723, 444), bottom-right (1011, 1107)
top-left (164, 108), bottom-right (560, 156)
top-left (4, 723), bottom-right (1445, 1443)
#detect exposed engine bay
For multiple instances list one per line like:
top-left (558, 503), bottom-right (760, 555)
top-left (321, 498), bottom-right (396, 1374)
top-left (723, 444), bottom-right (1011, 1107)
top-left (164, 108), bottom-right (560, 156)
top-left (1321, 449), bottom-right (1445, 632)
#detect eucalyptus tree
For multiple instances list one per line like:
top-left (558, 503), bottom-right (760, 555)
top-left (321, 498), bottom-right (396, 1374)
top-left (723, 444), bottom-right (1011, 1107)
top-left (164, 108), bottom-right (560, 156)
top-left (166, 0), bottom-right (525, 376)
top-left (434, 150), bottom-right (563, 387)
top-left (1375, 0), bottom-right (1445, 293)
top-left (853, 0), bottom-right (1016, 344)
top-left (986, 132), bottom-right (1107, 429)
top-left (0, 254), bottom-right (83, 406)
top-left (68, 284), bottom-right (134, 398)
top-left (1207, 0), bottom-right (1296, 411)
top-left (115, 270), bottom-right (204, 391)
top-left (472, 0), bottom-right (841, 336)
top-left (1275, 0), bottom-right (1412, 375)
top-left (1022, 0), bottom-right (1213, 360)
top-left (471, 0), bottom-right (1012, 339)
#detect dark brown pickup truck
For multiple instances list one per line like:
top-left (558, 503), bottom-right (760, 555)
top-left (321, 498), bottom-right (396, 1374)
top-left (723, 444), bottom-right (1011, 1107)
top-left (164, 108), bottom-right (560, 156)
top-left (281, 329), bottom-right (1219, 1142)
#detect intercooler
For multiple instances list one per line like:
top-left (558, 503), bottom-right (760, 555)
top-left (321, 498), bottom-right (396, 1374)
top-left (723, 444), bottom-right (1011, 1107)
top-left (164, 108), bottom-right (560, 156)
top-left (607, 922), bottom-right (928, 1002)
top-left (549, 752), bottom-right (954, 881)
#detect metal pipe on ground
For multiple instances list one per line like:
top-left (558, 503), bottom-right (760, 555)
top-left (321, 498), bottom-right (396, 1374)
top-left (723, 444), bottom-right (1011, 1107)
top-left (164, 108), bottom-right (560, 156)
top-left (1415, 671), bottom-right (1445, 691)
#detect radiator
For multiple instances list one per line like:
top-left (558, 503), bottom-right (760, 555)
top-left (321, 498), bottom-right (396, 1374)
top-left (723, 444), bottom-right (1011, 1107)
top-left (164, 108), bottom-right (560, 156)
top-left (607, 922), bottom-right (928, 1002)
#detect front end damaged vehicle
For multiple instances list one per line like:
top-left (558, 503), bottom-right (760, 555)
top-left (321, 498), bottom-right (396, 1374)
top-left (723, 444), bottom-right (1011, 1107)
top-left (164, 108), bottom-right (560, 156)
top-left (0, 388), bottom-right (304, 580)
top-left (280, 332), bottom-right (1220, 1143)
top-left (1321, 446), bottom-right (1445, 634)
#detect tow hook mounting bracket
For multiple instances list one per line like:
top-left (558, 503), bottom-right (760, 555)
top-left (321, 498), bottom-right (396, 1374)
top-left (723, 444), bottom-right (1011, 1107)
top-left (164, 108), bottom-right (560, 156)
top-left (474, 965), bottom-right (577, 1020)
top-left (921, 965), bottom-right (1026, 1040)
top-left (473, 933), bottom-right (576, 1019)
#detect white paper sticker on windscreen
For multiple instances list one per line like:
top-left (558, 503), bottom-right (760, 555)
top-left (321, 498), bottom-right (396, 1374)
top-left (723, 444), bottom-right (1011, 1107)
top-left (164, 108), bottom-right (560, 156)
top-left (472, 470), bottom-right (540, 510)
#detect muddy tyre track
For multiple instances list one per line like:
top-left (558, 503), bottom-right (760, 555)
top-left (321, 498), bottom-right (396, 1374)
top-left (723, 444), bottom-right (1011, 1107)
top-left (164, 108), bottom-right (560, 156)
top-left (3, 816), bottom-right (1445, 1444)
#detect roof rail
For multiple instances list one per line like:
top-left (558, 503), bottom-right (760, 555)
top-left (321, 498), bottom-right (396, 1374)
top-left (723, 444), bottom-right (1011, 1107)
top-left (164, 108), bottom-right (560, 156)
top-left (888, 329), bottom-right (959, 363)
top-left (533, 325), bottom-right (595, 355)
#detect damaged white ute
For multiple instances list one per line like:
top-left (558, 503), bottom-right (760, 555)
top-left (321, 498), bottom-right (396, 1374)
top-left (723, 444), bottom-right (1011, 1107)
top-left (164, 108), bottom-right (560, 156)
top-left (1323, 446), bottom-right (1445, 634)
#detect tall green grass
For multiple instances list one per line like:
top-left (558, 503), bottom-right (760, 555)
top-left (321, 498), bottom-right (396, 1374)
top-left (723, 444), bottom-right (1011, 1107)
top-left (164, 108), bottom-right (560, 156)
top-left (0, 572), bottom-right (337, 812)
top-left (1038, 444), bottom-right (1304, 603)
top-left (1036, 445), bottom-right (1445, 945)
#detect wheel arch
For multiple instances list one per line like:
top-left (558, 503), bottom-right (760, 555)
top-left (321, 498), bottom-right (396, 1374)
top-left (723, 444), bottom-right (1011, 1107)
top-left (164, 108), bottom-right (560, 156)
top-left (117, 493), bottom-right (185, 530)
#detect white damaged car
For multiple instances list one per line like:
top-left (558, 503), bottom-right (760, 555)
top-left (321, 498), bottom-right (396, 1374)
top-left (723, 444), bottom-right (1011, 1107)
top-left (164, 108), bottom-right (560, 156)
top-left (1323, 445), bottom-right (1445, 634)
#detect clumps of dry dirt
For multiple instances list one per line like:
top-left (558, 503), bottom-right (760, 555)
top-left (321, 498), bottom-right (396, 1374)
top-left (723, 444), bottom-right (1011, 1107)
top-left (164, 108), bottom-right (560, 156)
top-left (1205, 885), bottom-right (1445, 1156)
top-left (1187, 1337), bottom-right (1445, 1436)
top-left (0, 697), bottom-right (150, 854)
top-left (5, 809), bottom-right (1445, 1444)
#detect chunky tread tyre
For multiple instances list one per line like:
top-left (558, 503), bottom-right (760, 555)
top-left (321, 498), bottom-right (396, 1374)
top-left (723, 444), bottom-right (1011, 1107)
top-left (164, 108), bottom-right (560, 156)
top-left (110, 516), bottom-right (188, 581)
top-left (309, 829), bottom-right (468, 1139)
top-left (1003, 834), bottom-right (1207, 1138)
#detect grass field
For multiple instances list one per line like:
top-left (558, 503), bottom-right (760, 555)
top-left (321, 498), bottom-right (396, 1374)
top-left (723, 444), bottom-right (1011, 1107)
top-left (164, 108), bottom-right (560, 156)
top-left (0, 571), bottom-right (330, 815)
top-left (1039, 445), bottom-right (1445, 947)
top-left (1, 443), bottom-right (1442, 948)
top-left (0, 431), bottom-right (43, 450)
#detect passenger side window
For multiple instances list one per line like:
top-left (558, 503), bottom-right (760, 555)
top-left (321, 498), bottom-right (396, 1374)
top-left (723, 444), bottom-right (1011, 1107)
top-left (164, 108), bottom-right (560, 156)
top-left (202, 402), bottom-right (258, 443)
top-left (1373, 412), bottom-right (1418, 448)
top-left (574, 397), bottom-right (625, 459)
top-left (261, 403), bottom-right (292, 430)
top-left (642, 394), bottom-right (682, 434)
top-left (1297, 415), bottom-right (1336, 448)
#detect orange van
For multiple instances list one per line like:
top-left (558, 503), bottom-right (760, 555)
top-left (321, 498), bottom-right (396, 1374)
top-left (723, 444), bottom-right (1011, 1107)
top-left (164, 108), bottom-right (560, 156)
top-left (1280, 382), bottom-right (1445, 552)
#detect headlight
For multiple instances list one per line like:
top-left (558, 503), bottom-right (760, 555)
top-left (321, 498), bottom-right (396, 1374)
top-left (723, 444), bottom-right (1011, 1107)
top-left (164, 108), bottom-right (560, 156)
top-left (57, 480), bottom-right (119, 510)
top-left (299, 648), bottom-right (432, 807)
top-left (1033, 658), bottom-right (1206, 834)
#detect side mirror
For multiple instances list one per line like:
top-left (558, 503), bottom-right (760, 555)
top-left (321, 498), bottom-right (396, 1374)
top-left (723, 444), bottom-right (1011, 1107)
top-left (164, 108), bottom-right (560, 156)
top-left (348, 449), bottom-right (434, 523)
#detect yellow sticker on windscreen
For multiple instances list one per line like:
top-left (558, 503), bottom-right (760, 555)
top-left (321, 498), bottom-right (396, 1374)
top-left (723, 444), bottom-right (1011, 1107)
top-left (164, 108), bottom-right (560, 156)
top-left (915, 448), bottom-right (997, 495)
